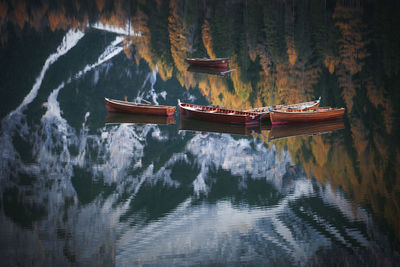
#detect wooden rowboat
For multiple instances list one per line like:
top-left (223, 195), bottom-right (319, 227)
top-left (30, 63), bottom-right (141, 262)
top-left (244, 98), bottom-right (321, 114)
top-left (178, 100), bottom-right (263, 125)
top-left (105, 113), bottom-right (176, 125)
top-left (269, 106), bottom-right (345, 125)
top-left (268, 120), bottom-right (344, 141)
top-left (185, 58), bottom-right (229, 68)
top-left (104, 97), bottom-right (176, 116)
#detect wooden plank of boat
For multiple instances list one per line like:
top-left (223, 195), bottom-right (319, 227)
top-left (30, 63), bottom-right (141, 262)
top-left (105, 112), bottom-right (176, 125)
top-left (269, 107), bottom-right (345, 125)
top-left (268, 120), bottom-right (344, 141)
top-left (243, 97), bottom-right (321, 114)
top-left (178, 100), bottom-right (263, 125)
top-left (185, 58), bottom-right (229, 68)
top-left (104, 97), bottom-right (176, 116)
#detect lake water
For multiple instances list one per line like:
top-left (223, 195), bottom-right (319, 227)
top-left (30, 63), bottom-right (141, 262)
top-left (0, 1), bottom-right (399, 266)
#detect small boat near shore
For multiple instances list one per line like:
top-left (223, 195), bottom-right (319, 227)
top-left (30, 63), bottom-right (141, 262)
top-left (104, 97), bottom-right (176, 116)
top-left (269, 106), bottom-right (345, 125)
top-left (186, 58), bottom-right (229, 68)
top-left (178, 100), bottom-right (263, 125)
top-left (244, 98), bottom-right (321, 118)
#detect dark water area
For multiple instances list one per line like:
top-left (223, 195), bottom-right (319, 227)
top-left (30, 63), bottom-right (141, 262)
top-left (0, 0), bottom-right (400, 266)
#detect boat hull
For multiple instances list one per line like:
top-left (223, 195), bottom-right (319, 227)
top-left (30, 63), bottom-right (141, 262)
top-left (105, 98), bottom-right (176, 116)
top-left (186, 58), bottom-right (229, 68)
top-left (178, 101), bottom-right (260, 125)
top-left (270, 108), bottom-right (345, 125)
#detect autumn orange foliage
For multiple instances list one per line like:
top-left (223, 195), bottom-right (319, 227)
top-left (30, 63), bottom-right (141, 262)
top-left (13, 1), bottom-right (28, 29)
top-left (201, 17), bottom-right (216, 59)
top-left (168, 0), bottom-right (190, 78)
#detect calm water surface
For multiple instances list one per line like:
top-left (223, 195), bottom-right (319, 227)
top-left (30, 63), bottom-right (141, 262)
top-left (0, 1), bottom-right (400, 266)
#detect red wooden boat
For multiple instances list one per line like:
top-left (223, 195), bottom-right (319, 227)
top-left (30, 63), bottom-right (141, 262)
top-left (185, 58), bottom-right (229, 68)
top-left (104, 97), bottom-right (176, 116)
top-left (243, 98), bottom-right (321, 121)
top-left (178, 100), bottom-right (262, 125)
top-left (269, 106), bottom-right (345, 125)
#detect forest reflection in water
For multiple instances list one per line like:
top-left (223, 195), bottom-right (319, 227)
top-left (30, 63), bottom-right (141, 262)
top-left (0, 0), bottom-right (400, 265)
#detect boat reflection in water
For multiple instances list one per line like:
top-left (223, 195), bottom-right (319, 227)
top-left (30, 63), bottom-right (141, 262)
top-left (186, 65), bottom-right (236, 77)
top-left (268, 119), bottom-right (345, 141)
top-left (179, 118), bottom-right (270, 136)
top-left (105, 112), bottom-right (176, 125)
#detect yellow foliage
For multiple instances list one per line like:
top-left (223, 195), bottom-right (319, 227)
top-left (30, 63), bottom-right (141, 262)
top-left (130, 10), bottom-right (156, 70)
top-left (333, 4), bottom-right (370, 76)
top-left (324, 55), bottom-right (339, 74)
top-left (183, 72), bottom-right (196, 90)
top-left (157, 60), bottom-right (174, 81)
top-left (275, 61), bottom-right (317, 105)
top-left (230, 58), bottom-right (252, 103)
top-left (113, 0), bottom-right (128, 23)
top-left (310, 136), bottom-right (329, 168)
top-left (168, 0), bottom-right (190, 72)
top-left (201, 18), bottom-right (216, 58)
top-left (287, 47), bottom-right (297, 67)
top-left (123, 38), bottom-right (133, 59)
top-left (286, 36), bottom-right (297, 66)
top-left (287, 137), bottom-right (306, 164)
top-left (253, 93), bottom-right (263, 110)
top-left (198, 80), bottom-right (210, 97)
top-left (256, 44), bottom-right (273, 76)
top-left (48, 8), bottom-right (66, 32)
top-left (13, 1), bottom-right (28, 29)
top-left (209, 77), bottom-right (240, 108)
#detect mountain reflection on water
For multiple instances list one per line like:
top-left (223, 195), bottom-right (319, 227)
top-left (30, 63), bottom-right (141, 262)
top-left (0, 0), bottom-right (400, 266)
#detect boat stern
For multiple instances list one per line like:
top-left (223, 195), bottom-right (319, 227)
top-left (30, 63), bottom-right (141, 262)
top-left (167, 107), bottom-right (176, 117)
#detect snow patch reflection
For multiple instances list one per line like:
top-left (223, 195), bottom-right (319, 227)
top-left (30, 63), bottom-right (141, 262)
top-left (91, 21), bottom-right (142, 36)
top-left (186, 133), bottom-right (292, 195)
top-left (0, 29), bottom-right (84, 180)
top-left (135, 66), bottom-right (167, 105)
